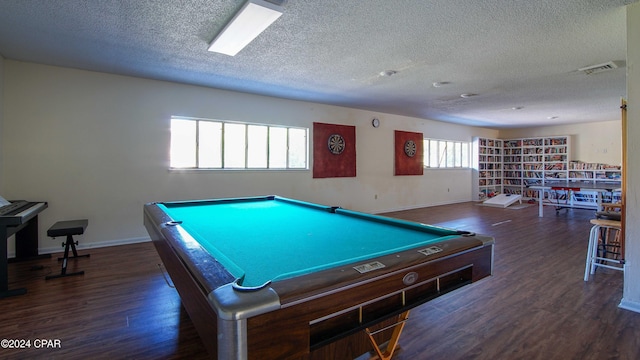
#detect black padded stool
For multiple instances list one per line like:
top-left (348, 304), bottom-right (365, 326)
top-left (45, 219), bottom-right (89, 280)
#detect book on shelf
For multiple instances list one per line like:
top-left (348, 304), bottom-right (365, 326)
top-left (545, 138), bottom-right (568, 146)
top-left (522, 139), bottom-right (543, 146)
top-left (569, 161), bottom-right (621, 170)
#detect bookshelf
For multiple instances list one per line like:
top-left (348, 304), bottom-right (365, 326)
top-left (472, 137), bottom-right (503, 201)
top-left (568, 161), bottom-right (622, 183)
top-left (503, 139), bottom-right (523, 196)
top-left (543, 136), bottom-right (570, 181)
top-left (499, 136), bottom-right (570, 200)
top-left (566, 161), bottom-right (622, 206)
top-left (473, 135), bottom-right (621, 207)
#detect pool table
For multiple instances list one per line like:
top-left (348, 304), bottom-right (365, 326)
top-left (143, 196), bottom-right (494, 359)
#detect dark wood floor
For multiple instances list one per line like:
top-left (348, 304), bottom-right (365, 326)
top-left (2, 202), bottom-right (639, 359)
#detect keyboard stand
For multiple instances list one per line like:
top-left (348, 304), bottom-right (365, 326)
top-left (7, 217), bottom-right (51, 263)
top-left (0, 287), bottom-right (27, 299)
top-left (1, 201), bottom-right (48, 298)
top-left (0, 227), bottom-right (27, 298)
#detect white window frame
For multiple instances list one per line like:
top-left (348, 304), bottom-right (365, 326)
top-left (170, 116), bottom-right (309, 170)
top-left (424, 138), bottom-right (470, 169)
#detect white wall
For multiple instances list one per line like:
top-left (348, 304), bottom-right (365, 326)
top-left (620, 2), bottom-right (640, 313)
top-left (499, 121), bottom-right (622, 165)
top-left (2, 61), bottom-right (498, 251)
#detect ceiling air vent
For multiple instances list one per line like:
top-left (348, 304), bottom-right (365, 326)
top-left (578, 61), bottom-right (618, 75)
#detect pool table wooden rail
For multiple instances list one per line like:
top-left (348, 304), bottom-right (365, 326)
top-left (256, 242), bottom-right (494, 358)
top-left (144, 206), bottom-right (223, 357)
top-left (270, 234), bottom-right (491, 305)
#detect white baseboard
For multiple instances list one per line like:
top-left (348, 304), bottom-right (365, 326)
top-left (619, 298), bottom-right (640, 314)
top-left (8, 237), bottom-right (151, 257)
top-left (373, 199), bottom-right (470, 214)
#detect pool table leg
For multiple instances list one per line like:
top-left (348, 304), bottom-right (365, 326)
top-left (365, 310), bottom-right (410, 360)
top-left (218, 317), bottom-right (248, 360)
top-left (209, 283), bottom-right (282, 359)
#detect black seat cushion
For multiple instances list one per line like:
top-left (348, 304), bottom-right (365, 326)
top-left (47, 219), bottom-right (88, 237)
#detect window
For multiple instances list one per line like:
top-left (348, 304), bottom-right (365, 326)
top-left (170, 117), bottom-right (308, 169)
top-left (423, 138), bottom-right (470, 168)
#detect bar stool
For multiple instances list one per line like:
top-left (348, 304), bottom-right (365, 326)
top-left (584, 218), bottom-right (623, 281)
top-left (46, 219), bottom-right (90, 280)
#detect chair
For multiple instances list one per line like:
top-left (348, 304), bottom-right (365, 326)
top-left (584, 218), bottom-right (623, 281)
top-left (601, 203), bottom-right (622, 212)
top-left (45, 219), bottom-right (90, 280)
top-left (596, 202), bottom-right (622, 220)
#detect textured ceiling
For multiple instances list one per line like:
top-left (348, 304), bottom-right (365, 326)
top-left (0, 0), bottom-right (635, 128)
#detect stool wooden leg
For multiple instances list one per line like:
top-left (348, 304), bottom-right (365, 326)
top-left (613, 230), bottom-right (622, 259)
top-left (601, 228), bottom-right (614, 259)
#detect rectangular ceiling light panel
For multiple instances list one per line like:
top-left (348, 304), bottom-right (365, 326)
top-left (578, 61), bottom-right (619, 75)
top-left (208, 0), bottom-right (283, 56)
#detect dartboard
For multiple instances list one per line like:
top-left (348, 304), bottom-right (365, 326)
top-left (327, 134), bottom-right (345, 155)
top-left (404, 140), bottom-right (416, 157)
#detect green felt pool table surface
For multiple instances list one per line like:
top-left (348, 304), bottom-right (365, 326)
top-left (159, 196), bottom-right (464, 288)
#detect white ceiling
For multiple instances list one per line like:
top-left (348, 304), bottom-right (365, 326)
top-left (0, 0), bottom-right (635, 128)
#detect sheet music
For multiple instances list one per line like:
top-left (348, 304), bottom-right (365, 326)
top-left (0, 195), bottom-right (10, 207)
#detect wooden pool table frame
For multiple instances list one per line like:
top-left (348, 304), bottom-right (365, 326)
top-left (143, 197), bottom-right (494, 359)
